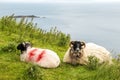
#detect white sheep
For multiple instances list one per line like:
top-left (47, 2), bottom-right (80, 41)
top-left (17, 42), bottom-right (60, 68)
top-left (63, 41), bottom-right (112, 65)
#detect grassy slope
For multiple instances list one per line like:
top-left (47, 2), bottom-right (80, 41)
top-left (0, 15), bottom-right (120, 80)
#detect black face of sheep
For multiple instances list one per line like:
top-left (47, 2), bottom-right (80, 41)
top-left (17, 42), bottom-right (31, 52)
top-left (70, 41), bottom-right (86, 59)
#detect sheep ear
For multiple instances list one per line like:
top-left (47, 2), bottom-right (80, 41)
top-left (69, 41), bottom-right (74, 47)
top-left (80, 41), bottom-right (86, 49)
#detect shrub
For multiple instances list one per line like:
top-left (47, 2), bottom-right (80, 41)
top-left (87, 56), bottom-right (99, 70)
top-left (0, 15), bottom-right (70, 48)
top-left (57, 34), bottom-right (70, 47)
top-left (20, 66), bottom-right (43, 80)
top-left (0, 42), bottom-right (16, 52)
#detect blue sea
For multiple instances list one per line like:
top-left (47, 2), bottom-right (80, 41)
top-left (0, 2), bottom-right (120, 56)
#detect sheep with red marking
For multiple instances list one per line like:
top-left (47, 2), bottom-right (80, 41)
top-left (63, 41), bottom-right (112, 65)
top-left (17, 42), bottom-right (60, 68)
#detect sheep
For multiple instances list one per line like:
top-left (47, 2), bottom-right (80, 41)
top-left (17, 42), bottom-right (60, 68)
top-left (63, 41), bottom-right (112, 65)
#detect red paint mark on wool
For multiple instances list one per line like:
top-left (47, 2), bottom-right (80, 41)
top-left (28, 49), bottom-right (37, 61)
top-left (36, 50), bottom-right (46, 62)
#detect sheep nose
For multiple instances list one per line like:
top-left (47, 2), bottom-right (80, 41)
top-left (76, 48), bottom-right (80, 51)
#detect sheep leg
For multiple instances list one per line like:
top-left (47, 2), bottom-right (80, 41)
top-left (70, 53), bottom-right (79, 65)
top-left (71, 58), bottom-right (78, 65)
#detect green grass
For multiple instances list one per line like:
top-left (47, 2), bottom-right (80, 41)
top-left (0, 15), bottom-right (120, 80)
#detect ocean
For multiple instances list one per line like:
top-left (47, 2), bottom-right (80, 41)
top-left (0, 2), bottom-right (120, 56)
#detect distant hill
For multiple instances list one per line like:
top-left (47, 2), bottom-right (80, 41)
top-left (11, 15), bottom-right (40, 18)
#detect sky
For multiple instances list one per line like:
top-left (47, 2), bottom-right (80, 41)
top-left (0, 0), bottom-right (120, 3)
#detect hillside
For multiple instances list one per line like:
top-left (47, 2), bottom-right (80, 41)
top-left (0, 15), bottom-right (120, 80)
